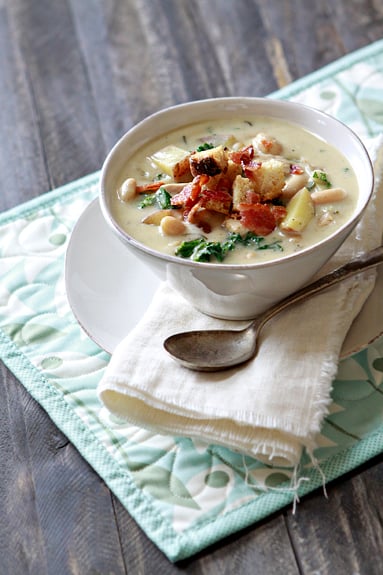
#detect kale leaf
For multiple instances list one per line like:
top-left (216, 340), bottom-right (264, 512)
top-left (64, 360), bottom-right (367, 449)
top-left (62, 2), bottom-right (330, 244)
top-left (138, 187), bottom-right (174, 210)
top-left (175, 232), bottom-right (282, 262)
top-left (155, 187), bottom-right (172, 209)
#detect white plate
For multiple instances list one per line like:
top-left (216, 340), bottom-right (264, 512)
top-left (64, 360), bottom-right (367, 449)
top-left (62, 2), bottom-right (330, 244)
top-left (65, 199), bottom-right (160, 353)
top-left (65, 199), bottom-right (383, 357)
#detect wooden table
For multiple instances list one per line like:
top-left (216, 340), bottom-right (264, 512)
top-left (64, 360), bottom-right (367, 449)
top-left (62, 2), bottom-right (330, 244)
top-left (1, 1), bottom-right (383, 573)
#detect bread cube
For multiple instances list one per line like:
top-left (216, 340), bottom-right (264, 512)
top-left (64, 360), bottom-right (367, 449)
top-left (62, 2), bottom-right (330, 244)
top-left (250, 159), bottom-right (286, 201)
top-left (232, 175), bottom-right (257, 211)
top-left (189, 145), bottom-right (228, 177)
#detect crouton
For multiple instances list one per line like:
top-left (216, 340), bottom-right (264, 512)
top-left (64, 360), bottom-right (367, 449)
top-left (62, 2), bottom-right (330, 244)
top-left (189, 145), bottom-right (228, 177)
top-left (232, 175), bottom-right (258, 211)
top-left (198, 189), bottom-right (232, 214)
top-left (250, 159), bottom-right (286, 201)
top-left (173, 156), bottom-right (193, 182)
top-left (225, 159), bottom-right (242, 185)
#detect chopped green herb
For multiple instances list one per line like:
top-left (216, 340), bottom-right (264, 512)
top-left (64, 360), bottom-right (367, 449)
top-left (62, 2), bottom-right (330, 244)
top-left (138, 187), bottom-right (174, 210)
top-left (312, 170), bottom-right (332, 188)
top-left (138, 194), bottom-right (157, 208)
top-left (175, 238), bottom-right (204, 259)
top-left (155, 187), bottom-right (172, 209)
top-left (175, 232), bottom-right (283, 262)
top-left (257, 240), bottom-right (283, 251)
top-left (234, 232), bottom-right (283, 251)
top-left (155, 173), bottom-right (164, 180)
top-left (196, 142), bottom-right (215, 152)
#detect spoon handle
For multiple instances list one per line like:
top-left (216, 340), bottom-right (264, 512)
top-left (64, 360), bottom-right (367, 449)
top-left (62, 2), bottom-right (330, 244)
top-left (255, 245), bottom-right (383, 329)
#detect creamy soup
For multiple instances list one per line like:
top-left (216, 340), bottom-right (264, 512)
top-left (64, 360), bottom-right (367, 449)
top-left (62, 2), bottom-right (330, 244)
top-left (111, 116), bottom-right (358, 264)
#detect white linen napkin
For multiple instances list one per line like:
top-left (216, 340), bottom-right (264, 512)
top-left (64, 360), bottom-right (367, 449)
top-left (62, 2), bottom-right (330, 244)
top-left (98, 136), bottom-right (383, 469)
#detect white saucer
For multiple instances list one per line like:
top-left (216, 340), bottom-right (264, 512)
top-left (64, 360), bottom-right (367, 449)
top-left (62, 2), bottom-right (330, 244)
top-left (65, 199), bottom-right (383, 357)
top-left (65, 199), bottom-right (160, 353)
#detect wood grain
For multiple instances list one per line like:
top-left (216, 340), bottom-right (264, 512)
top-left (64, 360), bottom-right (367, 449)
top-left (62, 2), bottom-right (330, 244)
top-left (0, 0), bottom-right (382, 573)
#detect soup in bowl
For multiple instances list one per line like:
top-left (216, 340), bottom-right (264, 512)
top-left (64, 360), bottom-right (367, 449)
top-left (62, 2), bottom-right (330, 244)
top-left (100, 98), bottom-right (373, 320)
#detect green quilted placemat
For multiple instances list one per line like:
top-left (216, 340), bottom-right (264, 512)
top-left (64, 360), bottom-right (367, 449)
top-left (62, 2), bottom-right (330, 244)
top-left (1, 39), bottom-right (383, 561)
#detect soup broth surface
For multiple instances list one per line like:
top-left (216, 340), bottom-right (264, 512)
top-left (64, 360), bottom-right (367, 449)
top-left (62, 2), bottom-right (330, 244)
top-left (111, 116), bottom-right (358, 264)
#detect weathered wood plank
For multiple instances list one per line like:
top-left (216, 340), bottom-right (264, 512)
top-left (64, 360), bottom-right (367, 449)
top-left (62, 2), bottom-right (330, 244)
top-left (0, 1), bottom-right (127, 572)
top-left (0, 7), bottom-right (48, 208)
top-left (286, 459), bottom-right (383, 575)
top-left (0, 364), bottom-right (129, 575)
top-left (8, 0), bottom-right (107, 187)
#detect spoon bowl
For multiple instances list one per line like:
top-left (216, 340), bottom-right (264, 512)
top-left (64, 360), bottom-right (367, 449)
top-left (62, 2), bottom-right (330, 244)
top-left (164, 246), bottom-right (383, 371)
top-left (164, 327), bottom-right (258, 371)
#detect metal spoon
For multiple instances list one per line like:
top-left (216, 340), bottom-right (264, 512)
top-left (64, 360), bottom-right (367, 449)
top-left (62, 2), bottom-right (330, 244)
top-left (164, 245), bottom-right (383, 371)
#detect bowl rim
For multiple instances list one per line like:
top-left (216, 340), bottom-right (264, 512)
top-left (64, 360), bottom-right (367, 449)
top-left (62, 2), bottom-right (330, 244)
top-left (99, 96), bottom-right (374, 271)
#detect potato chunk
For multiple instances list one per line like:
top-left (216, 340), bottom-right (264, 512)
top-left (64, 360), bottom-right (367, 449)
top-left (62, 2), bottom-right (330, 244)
top-left (280, 187), bottom-right (315, 234)
top-left (151, 145), bottom-right (190, 178)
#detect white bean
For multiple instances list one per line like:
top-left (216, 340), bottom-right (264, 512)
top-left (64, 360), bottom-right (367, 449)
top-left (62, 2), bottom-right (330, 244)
top-left (160, 216), bottom-right (187, 236)
top-left (142, 209), bottom-right (174, 225)
top-left (282, 173), bottom-right (309, 199)
top-left (161, 183), bottom-right (186, 194)
top-left (311, 187), bottom-right (347, 204)
top-left (119, 177), bottom-right (137, 201)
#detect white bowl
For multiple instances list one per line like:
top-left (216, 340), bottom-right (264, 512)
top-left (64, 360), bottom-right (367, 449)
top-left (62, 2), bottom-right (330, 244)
top-left (99, 97), bottom-right (374, 320)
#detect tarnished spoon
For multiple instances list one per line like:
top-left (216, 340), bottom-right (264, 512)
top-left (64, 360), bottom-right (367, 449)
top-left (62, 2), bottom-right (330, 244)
top-left (164, 245), bottom-right (383, 371)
